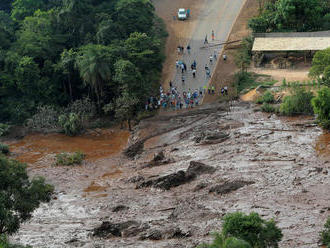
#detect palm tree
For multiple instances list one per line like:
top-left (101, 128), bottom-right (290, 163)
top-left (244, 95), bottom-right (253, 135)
top-left (75, 44), bottom-right (112, 108)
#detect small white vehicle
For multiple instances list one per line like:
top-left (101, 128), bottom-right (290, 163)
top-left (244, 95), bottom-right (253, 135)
top-left (177, 8), bottom-right (187, 20)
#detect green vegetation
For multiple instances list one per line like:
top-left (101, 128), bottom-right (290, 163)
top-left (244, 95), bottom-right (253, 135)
top-left (198, 232), bottom-right (251, 248)
top-left (249, 0), bottom-right (330, 32)
top-left (55, 151), bottom-right (85, 166)
top-left (0, 235), bottom-right (31, 248)
top-left (280, 87), bottom-right (314, 115)
top-left (312, 87), bottom-right (330, 129)
top-left (320, 217), bottom-right (330, 247)
top-left (309, 47), bottom-right (330, 87)
top-left (0, 124), bottom-right (10, 137)
top-left (234, 36), bottom-right (253, 71)
top-left (261, 103), bottom-right (278, 113)
top-left (199, 212), bottom-right (282, 248)
top-left (58, 113), bottom-right (83, 136)
top-left (0, 143), bottom-right (9, 155)
top-left (0, 0), bottom-right (166, 127)
top-left (0, 156), bottom-right (54, 235)
top-left (234, 72), bottom-right (275, 93)
top-left (256, 91), bottom-right (274, 104)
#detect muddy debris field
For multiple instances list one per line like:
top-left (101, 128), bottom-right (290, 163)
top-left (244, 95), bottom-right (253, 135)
top-left (12, 102), bottom-right (330, 248)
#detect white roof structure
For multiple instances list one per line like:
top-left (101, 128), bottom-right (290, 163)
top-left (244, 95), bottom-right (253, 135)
top-left (252, 37), bottom-right (330, 51)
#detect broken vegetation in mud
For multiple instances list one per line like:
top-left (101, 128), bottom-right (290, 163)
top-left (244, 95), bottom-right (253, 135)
top-left (136, 161), bottom-right (216, 190)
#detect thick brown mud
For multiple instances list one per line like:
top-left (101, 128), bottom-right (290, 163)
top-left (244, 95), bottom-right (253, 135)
top-left (316, 132), bottom-right (330, 158)
top-left (9, 129), bottom-right (130, 164)
top-left (11, 102), bottom-right (329, 248)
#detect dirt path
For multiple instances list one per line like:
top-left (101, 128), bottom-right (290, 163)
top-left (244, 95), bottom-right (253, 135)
top-left (249, 67), bottom-right (310, 84)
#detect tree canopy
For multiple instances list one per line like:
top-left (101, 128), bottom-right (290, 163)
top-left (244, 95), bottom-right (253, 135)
top-left (249, 0), bottom-right (330, 32)
top-left (309, 47), bottom-right (330, 86)
top-left (0, 0), bottom-right (166, 124)
top-left (0, 156), bottom-right (54, 235)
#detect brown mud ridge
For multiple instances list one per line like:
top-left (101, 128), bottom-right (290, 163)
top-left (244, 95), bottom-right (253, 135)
top-left (13, 102), bottom-right (330, 248)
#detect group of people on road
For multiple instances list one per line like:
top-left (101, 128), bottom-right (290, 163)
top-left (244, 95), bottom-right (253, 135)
top-left (145, 83), bottom-right (205, 110)
top-left (151, 29), bottom-right (230, 112)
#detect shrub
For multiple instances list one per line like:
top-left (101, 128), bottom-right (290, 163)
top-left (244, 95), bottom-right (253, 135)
top-left (0, 143), bottom-right (10, 155)
top-left (0, 156), bottom-right (53, 235)
top-left (58, 113), bottom-right (83, 136)
top-left (280, 87), bottom-right (314, 116)
top-left (222, 212), bottom-right (282, 248)
top-left (256, 91), bottom-right (274, 104)
top-left (282, 79), bottom-right (287, 87)
top-left (234, 72), bottom-right (255, 93)
top-left (0, 235), bottom-right (32, 248)
top-left (312, 87), bottom-right (330, 129)
top-left (55, 151), bottom-right (85, 166)
top-left (27, 98), bottom-right (96, 132)
top-left (198, 232), bottom-right (251, 248)
top-left (320, 217), bottom-right (330, 247)
top-left (0, 123), bottom-right (10, 136)
top-left (26, 105), bottom-right (61, 130)
top-left (66, 97), bottom-right (96, 122)
top-left (261, 103), bottom-right (276, 113)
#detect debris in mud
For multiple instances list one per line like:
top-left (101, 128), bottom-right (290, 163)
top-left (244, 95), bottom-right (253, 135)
top-left (137, 161), bottom-right (215, 190)
top-left (112, 205), bottom-right (129, 212)
top-left (139, 227), bottom-right (191, 240)
top-left (124, 140), bottom-right (144, 158)
top-left (139, 229), bottom-right (162, 240)
top-left (127, 175), bottom-right (144, 183)
top-left (142, 150), bottom-right (174, 168)
top-left (193, 182), bottom-right (208, 192)
top-left (194, 131), bottom-right (230, 145)
top-left (187, 161), bottom-right (216, 175)
top-left (92, 220), bottom-right (143, 238)
top-left (209, 180), bottom-right (255, 195)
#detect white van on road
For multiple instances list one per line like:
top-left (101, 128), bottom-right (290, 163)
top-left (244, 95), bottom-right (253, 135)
top-left (177, 8), bottom-right (187, 20)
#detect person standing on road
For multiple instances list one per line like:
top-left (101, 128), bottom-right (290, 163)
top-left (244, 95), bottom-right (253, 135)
top-left (192, 68), bottom-right (196, 78)
top-left (181, 75), bottom-right (185, 84)
top-left (176, 60), bottom-right (179, 69)
top-left (209, 54), bottom-right (213, 64)
top-left (214, 50), bottom-right (217, 60)
top-left (183, 62), bottom-right (187, 72)
top-left (187, 44), bottom-right (191, 54)
top-left (204, 35), bottom-right (208, 44)
top-left (211, 30), bottom-right (215, 41)
top-left (211, 85), bottom-right (215, 94)
top-left (223, 54), bottom-right (227, 61)
top-left (193, 60), bottom-right (197, 69)
top-left (181, 63), bottom-right (184, 73)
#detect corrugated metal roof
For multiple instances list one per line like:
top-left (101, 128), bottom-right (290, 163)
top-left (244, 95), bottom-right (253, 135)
top-left (252, 37), bottom-right (330, 51)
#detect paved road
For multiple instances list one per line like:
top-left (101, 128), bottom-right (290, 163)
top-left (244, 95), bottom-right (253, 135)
top-left (170, 0), bottom-right (245, 97)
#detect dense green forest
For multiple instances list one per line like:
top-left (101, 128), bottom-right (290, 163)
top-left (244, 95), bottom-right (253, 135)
top-left (0, 0), bottom-right (166, 124)
top-left (249, 0), bottom-right (330, 32)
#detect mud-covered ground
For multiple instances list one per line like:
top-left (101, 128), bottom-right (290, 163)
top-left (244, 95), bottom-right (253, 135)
top-left (11, 102), bottom-right (330, 248)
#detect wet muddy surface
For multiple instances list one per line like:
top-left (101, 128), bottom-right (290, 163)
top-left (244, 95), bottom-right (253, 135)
top-left (9, 129), bottom-right (130, 164)
top-left (10, 102), bottom-right (329, 248)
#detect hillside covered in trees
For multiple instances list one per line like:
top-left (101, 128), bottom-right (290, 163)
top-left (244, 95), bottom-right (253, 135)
top-left (0, 0), bottom-right (166, 124)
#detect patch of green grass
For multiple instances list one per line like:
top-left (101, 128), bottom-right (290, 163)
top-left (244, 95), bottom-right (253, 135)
top-left (256, 91), bottom-right (275, 104)
top-left (234, 72), bottom-right (276, 93)
top-left (55, 151), bottom-right (85, 166)
top-left (0, 124), bottom-right (10, 137)
top-left (261, 103), bottom-right (278, 113)
top-left (0, 143), bottom-right (9, 155)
